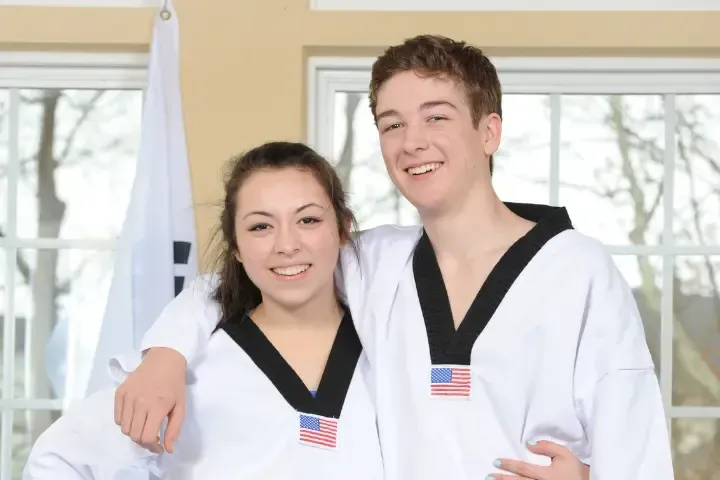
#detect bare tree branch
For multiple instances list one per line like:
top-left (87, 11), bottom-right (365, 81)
top-left (678, 135), bottom-right (720, 330)
top-left (335, 93), bottom-right (362, 187)
top-left (643, 181), bottom-right (664, 226)
top-left (57, 91), bottom-right (105, 164)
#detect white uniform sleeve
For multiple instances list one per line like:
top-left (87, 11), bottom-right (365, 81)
top-left (573, 248), bottom-right (674, 479)
top-left (23, 387), bottom-right (164, 480)
top-left (138, 274), bottom-right (221, 366)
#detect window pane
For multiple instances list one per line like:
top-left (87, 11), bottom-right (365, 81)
top-left (1, 250), bottom-right (6, 396)
top-left (16, 89), bottom-right (142, 239)
top-left (14, 248), bottom-right (114, 408)
top-left (560, 95), bottom-right (666, 245)
top-left (1, 249), bottom-right (21, 399)
top-left (333, 92), bottom-right (418, 231)
top-left (612, 255), bottom-right (663, 376)
top-left (12, 408), bottom-right (60, 479)
top-left (0, 175), bottom-right (6, 236)
top-left (672, 418), bottom-right (720, 480)
top-left (672, 255), bottom-right (720, 407)
top-left (493, 94), bottom-right (551, 205)
top-left (1, 89), bottom-right (8, 234)
top-left (674, 95), bottom-right (720, 246)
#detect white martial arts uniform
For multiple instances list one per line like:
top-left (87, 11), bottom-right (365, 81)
top-left (23, 295), bottom-right (383, 480)
top-left (126, 202), bottom-right (675, 480)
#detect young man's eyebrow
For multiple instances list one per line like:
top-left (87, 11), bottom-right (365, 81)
top-left (376, 100), bottom-right (457, 122)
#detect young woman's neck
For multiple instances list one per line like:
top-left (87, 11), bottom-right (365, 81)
top-left (252, 285), bottom-right (342, 330)
top-left (420, 178), bottom-right (530, 262)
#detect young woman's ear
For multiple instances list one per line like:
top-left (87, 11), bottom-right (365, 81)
top-left (234, 250), bottom-right (242, 263)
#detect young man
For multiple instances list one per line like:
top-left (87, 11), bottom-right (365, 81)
top-left (112, 35), bottom-right (673, 479)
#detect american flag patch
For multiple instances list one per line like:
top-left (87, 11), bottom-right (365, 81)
top-left (430, 365), bottom-right (472, 398)
top-left (298, 413), bottom-right (338, 449)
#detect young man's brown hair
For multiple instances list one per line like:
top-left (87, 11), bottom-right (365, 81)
top-left (369, 34), bottom-right (502, 172)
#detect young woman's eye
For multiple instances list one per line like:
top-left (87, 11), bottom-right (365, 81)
top-left (300, 217), bottom-right (321, 225)
top-left (249, 223), bottom-right (270, 231)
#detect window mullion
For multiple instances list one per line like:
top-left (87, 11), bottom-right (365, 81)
top-left (660, 93), bottom-right (677, 418)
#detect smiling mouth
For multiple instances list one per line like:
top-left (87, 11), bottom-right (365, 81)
top-left (406, 162), bottom-right (443, 176)
top-left (271, 264), bottom-right (311, 277)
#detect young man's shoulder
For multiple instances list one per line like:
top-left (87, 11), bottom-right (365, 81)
top-left (338, 224), bottom-right (421, 288)
top-left (548, 229), bottom-right (621, 284)
top-left (354, 223), bottom-right (423, 250)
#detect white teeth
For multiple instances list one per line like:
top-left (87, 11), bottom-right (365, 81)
top-left (408, 163), bottom-right (442, 175)
top-left (272, 264), bottom-right (310, 276)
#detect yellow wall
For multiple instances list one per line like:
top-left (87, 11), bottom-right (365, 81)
top-left (1, 1), bottom-right (719, 269)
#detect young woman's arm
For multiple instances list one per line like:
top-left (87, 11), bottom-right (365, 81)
top-left (24, 386), bottom-right (163, 479)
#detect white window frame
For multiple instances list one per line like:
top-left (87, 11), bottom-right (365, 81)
top-left (307, 55), bottom-right (720, 425)
top-left (0, 51), bottom-right (147, 476)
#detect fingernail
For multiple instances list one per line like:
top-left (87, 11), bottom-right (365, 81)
top-left (493, 459), bottom-right (502, 467)
top-left (528, 439), bottom-right (537, 445)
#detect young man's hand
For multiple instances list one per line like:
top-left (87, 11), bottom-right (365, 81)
top-left (488, 440), bottom-right (590, 480)
top-left (114, 347), bottom-right (188, 453)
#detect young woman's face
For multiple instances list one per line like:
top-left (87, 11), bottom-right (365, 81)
top-left (234, 167), bottom-right (343, 309)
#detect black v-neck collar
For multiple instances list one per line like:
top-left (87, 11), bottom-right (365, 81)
top-left (220, 308), bottom-right (362, 419)
top-left (413, 202), bottom-right (573, 366)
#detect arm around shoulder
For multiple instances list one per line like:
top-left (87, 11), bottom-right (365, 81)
top-left (572, 242), bottom-right (674, 479)
top-left (138, 273), bottom-right (221, 366)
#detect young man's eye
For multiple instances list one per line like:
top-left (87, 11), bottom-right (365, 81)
top-left (383, 123), bottom-right (401, 132)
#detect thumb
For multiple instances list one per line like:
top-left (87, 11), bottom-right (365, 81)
top-left (526, 439), bottom-right (570, 459)
top-left (164, 400), bottom-right (186, 453)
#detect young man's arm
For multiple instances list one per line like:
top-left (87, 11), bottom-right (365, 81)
top-left (112, 274), bottom-right (221, 453)
top-left (574, 246), bottom-right (674, 480)
top-left (24, 387), bottom-right (164, 479)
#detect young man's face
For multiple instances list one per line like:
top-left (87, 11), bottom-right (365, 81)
top-left (374, 70), bottom-right (501, 215)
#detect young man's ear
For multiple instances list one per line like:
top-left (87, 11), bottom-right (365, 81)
top-left (483, 113), bottom-right (502, 157)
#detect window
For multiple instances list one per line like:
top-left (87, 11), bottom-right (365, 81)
top-left (308, 56), bottom-right (720, 479)
top-left (0, 52), bottom-right (146, 478)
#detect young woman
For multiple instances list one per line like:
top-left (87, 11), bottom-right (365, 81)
top-left (23, 142), bottom-right (382, 479)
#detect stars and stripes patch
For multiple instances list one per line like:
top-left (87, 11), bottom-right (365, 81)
top-left (298, 413), bottom-right (338, 449)
top-left (430, 365), bottom-right (472, 398)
